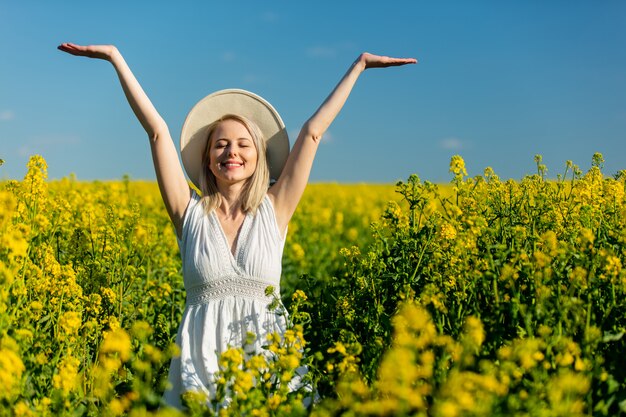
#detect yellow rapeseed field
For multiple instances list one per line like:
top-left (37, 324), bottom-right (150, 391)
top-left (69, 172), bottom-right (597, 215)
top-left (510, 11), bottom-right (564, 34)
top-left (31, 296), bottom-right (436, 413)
top-left (2, 154), bottom-right (626, 416)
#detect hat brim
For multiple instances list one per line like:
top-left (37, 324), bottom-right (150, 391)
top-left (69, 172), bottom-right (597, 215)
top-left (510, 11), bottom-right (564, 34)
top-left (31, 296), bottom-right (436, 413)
top-left (180, 89), bottom-right (290, 189)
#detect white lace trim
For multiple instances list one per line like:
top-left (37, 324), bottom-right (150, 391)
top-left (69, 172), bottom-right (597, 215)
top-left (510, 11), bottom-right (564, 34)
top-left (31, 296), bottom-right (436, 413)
top-left (186, 276), bottom-right (277, 305)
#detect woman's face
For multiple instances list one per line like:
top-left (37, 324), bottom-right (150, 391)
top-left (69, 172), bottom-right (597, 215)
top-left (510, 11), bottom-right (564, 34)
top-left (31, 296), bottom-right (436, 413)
top-left (208, 119), bottom-right (258, 185)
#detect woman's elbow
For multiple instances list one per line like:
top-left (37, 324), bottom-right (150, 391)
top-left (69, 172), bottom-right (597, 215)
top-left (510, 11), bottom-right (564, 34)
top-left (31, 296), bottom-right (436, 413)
top-left (149, 122), bottom-right (170, 143)
top-left (301, 121), bottom-right (324, 144)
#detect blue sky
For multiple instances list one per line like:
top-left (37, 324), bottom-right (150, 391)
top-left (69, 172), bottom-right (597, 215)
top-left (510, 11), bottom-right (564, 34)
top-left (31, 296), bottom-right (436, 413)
top-left (1, 1), bottom-right (625, 183)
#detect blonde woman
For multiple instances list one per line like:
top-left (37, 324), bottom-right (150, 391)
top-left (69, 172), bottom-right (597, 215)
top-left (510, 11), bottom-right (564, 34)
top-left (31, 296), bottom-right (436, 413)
top-left (58, 42), bottom-right (416, 408)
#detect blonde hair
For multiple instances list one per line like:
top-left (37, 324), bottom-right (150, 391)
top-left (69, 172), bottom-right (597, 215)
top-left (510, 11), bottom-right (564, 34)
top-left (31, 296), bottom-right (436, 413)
top-left (199, 114), bottom-right (269, 215)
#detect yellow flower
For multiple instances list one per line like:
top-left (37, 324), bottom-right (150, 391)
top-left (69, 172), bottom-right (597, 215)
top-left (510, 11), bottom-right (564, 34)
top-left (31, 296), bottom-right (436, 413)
top-left (35, 352), bottom-right (48, 365)
top-left (100, 328), bottom-right (132, 362)
top-left (328, 342), bottom-right (347, 355)
top-left (107, 315), bottom-right (121, 331)
top-left (346, 227), bottom-right (359, 241)
top-left (533, 251), bottom-right (551, 269)
top-left (52, 355), bottom-right (81, 395)
top-left (577, 228), bottom-right (595, 249)
top-left (102, 287), bottom-right (117, 304)
top-left (291, 289), bottom-right (308, 302)
top-left (219, 347), bottom-right (244, 370)
top-left (268, 394), bottom-right (282, 410)
top-left (131, 320), bottom-right (153, 341)
top-left (14, 328), bottom-right (33, 341)
top-left (278, 354), bottom-right (300, 370)
top-left (0, 346), bottom-right (25, 400)
top-left (462, 316), bottom-right (485, 350)
top-left (13, 401), bottom-right (32, 417)
top-left (58, 310), bottom-right (82, 342)
top-left (246, 354), bottom-right (267, 372)
top-left (435, 401), bottom-right (459, 417)
top-left (449, 155), bottom-right (468, 177)
top-left (143, 344), bottom-right (163, 364)
top-left (30, 300), bottom-right (44, 311)
top-left (291, 243), bottom-right (305, 261)
top-left (86, 293), bottom-right (102, 315)
top-left (108, 398), bottom-right (126, 416)
top-left (546, 371), bottom-right (590, 413)
top-left (540, 230), bottom-right (558, 256)
top-left (251, 409), bottom-right (270, 417)
top-left (1, 227), bottom-right (29, 262)
top-left (439, 223), bottom-right (457, 241)
top-left (569, 266), bottom-right (588, 289)
top-left (233, 370), bottom-right (254, 394)
top-left (558, 352), bottom-right (574, 367)
top-left (604, 254), bottom-right (621, 279)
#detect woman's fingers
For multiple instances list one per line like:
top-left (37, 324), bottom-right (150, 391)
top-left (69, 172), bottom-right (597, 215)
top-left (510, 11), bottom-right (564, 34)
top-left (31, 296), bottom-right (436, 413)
top-left (57, 43), bottom-right (114, 60)
top-left (57, 43), bottom-right (81, 55)
top-left (57, 43), bottom-right (93, 57)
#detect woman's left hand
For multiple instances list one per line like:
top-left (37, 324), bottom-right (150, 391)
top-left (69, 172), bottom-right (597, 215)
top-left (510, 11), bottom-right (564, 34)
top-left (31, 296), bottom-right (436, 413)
top-left (358, 52), bottom-right (417, 69)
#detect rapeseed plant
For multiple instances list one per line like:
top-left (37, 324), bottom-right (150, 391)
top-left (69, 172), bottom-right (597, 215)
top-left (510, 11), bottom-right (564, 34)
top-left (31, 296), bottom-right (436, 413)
top-left (3, 154), bottom-right (626, 415)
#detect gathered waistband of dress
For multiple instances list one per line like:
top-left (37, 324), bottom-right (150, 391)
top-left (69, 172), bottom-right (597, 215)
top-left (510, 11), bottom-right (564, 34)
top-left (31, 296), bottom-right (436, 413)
top-left (186, 276), bottom-right (278, 305)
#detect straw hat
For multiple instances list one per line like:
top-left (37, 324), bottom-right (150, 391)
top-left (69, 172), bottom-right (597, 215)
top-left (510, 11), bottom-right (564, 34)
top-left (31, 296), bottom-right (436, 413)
top-left (180, 89), bottom-right (290, 189)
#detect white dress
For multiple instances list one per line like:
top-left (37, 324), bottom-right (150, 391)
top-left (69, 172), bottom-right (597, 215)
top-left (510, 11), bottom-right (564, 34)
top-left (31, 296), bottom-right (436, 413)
top-left (162, 191), bottom-right (289, 409)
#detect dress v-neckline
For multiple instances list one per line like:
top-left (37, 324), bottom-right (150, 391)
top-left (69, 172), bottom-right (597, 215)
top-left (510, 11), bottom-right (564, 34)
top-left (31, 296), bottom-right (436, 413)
top-left (211, 210), bottom-right (252, 261)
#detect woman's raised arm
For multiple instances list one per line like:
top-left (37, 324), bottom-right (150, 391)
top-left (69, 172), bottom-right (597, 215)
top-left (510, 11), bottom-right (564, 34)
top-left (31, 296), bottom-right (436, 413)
top-left (268, 52), bottom-right (416, 233)
top-left (58, 43), bottom-right (190, 236)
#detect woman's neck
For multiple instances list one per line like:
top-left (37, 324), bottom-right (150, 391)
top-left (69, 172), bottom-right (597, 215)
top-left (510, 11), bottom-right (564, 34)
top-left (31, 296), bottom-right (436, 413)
top-left (215, 181), bottom-right (246, 218)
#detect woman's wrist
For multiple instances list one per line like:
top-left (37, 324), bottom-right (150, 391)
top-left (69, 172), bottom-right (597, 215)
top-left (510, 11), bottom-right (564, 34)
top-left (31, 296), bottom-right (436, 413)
top-left (108, 46), bottom-right (122, 63)
top-left (353, 54), bottom-right (367, 73)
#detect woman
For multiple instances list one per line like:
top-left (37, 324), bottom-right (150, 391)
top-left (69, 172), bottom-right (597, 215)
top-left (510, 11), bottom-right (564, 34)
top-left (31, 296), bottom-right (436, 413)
top-left (57, 42), bottom-right (416, 408)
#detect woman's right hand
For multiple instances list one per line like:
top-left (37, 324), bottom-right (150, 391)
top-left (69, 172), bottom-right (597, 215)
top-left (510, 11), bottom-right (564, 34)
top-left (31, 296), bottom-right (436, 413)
top-left (57, 43), bottom-right (117, 61)
top-left (57, 41), bottom-right (190, 235)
